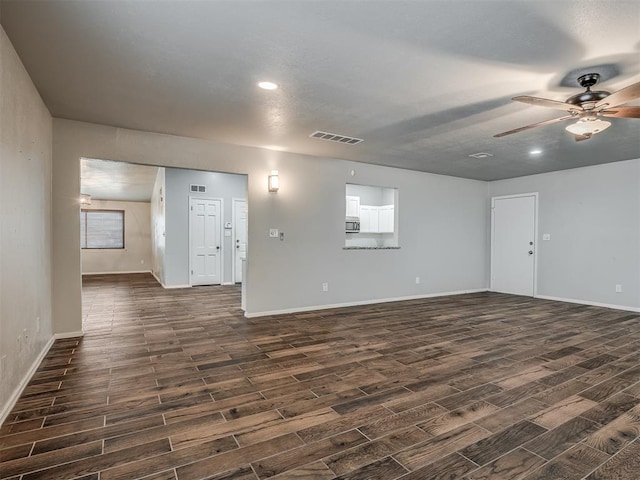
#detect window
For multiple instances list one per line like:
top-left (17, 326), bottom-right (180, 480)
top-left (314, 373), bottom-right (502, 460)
top-left (345, 184), bottom-right (399, 248)
top-left (80, 210), bottom-right (125, 249)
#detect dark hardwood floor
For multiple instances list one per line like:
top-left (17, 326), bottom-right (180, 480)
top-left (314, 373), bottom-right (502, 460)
top-left (1, 273), bottom-right (640, 479)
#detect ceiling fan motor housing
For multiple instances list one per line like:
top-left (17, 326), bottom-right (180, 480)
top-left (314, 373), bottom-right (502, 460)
top-left (566, 90), bottom-right (610, 106)
top-left (566, 73), bottom-right (610, 106)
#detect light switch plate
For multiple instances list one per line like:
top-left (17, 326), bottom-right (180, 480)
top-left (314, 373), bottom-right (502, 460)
top-left (269, 228), bottom-right (279, 238)
top-left (542, 234), bottom-right (551, 241)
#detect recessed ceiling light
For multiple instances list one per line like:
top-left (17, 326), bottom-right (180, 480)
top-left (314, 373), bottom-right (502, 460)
top-left (258, 81), bottom-right (278, 90)
top-left (530, 149), bottom-right (542, 155)
top-left (468, 152), bottom-right (493, 159)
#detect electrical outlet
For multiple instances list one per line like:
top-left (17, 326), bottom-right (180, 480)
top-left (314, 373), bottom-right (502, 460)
top-left (269, 228), bottom-right (279, 238)
top-left (415, 276), bottom-right (420, 284)
top-left (616, 284), bottom-right (622, 293)
top-left (322, 283), bottom-right (329, 292)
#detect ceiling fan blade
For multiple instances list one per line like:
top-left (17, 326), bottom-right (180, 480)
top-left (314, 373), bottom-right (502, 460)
top-left (601, 106), bottom-right (640, 118)
top-left (512, 96), bottom-right (582, 112)
top-left (595, 81), bottom-right (640, 109)
top-left (574, 134), bottom-right (591, 142)
top-left (494, 115), bottom-right (573, 138)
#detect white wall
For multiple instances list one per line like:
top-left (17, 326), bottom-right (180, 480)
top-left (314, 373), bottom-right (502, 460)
top-left (150, 167), bottom-right (166, 284)
top-left (81, 200), bottom-right (152, 274)
top-left (489, 159), bottom-right (640, 310)
top-left (51, 119), bottom-right (488, 330)
top-left (164, 168), bottom-right (247, 287)
top-left (0, 27), bottom-right (53, 421)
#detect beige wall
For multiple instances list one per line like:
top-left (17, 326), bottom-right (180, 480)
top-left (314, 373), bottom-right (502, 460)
top-left (0, 27), bottom-right (53, 420)
top-left (81, 200), bottom-right (152, 275)
top-left (490, 159), bottom-right (640, 310)
top-left (52, 119), bottom-right (489, 333)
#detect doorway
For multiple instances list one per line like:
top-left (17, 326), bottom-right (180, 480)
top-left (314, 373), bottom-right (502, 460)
top-left (232, 198), bottom-right (248, 283)
top-left (491, 193), bottom-right (537, 296)
top-left (189, 197), bottom-right (223, 286)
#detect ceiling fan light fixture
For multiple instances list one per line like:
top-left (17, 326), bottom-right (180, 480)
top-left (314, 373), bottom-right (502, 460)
top-left (565, 118), bottom-right (611, 137)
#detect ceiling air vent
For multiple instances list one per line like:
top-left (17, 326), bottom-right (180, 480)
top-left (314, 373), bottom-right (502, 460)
top-left (468, 152), bottom-right (494, 159)
top-left (190, 184), bottom-right (206, 193)
top-left (310, 131), bottom-right (363, 145)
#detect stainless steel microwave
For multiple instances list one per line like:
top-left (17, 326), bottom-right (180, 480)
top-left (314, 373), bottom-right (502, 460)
top-left (346, 216), bottom-right (360, 233)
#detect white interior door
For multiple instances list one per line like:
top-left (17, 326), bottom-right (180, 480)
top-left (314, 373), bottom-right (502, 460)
top-left (233, 199), bottom-right (248, 283)
top-left (491, 194), bottom-right (536, 296)
top-left (189, 197), bottom-right (222, 286)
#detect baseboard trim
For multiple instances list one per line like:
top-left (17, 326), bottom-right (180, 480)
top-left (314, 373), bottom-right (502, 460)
top-left (151, 271), bottom-right (164, 286)
top-left (244, 288), bottom-right (489, 318)
top-left (82, 270), bottom-right (151, 275)
top-left (535, 295), bottom-right (640, 313)
top-left (0, 336), bottom-right (55, 425)
top-left (54, 331), bottom-right (85, 339)
top-left (150, 272), bottom-right (191, 290)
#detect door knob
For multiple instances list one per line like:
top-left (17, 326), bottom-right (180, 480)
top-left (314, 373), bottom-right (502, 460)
top-left (528, 250), bottom-right (533, 255)
top-left (216, 246), bottom-right (220, 250)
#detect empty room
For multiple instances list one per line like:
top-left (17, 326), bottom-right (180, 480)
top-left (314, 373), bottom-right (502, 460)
top-left (1, 1), bottom-right (639, 480)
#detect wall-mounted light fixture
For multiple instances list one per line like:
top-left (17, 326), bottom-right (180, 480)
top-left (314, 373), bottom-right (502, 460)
top-left (80, 193), bottom-right (91, 206)
top-left (268, 170), bottom-right (279, 193)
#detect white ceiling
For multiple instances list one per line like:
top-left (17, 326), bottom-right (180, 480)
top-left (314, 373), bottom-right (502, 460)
top-left (81, 158), bottom-right (157, 202)
top-left (2, 0), bottom-right (639, 180)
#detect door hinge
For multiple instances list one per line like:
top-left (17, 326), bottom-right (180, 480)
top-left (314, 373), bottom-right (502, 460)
top-left (190, 206), bottom-right (193, 211)
top-left (191, 270), bottom-right (193, 275)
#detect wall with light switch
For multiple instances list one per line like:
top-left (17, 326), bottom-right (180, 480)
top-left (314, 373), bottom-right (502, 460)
top-left (163, 168), bottom-right (247, 287)
top-left (489, 158), bottom-right (640, 310)
top-left (51, 118), bottom-right (488, 328)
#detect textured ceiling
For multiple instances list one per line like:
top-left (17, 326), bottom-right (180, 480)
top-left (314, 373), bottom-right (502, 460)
top-left (2, 0), bottom-right (639, 180)
top-left (81, 159), bottom-right (157, 202)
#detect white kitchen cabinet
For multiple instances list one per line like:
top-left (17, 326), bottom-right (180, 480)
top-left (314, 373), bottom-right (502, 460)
top-left (346, 196), bottom-right (360, 217)
top-left (360, 205), bottom-right (379, 233)
top-left (378, 205), bottom-right (394, 233)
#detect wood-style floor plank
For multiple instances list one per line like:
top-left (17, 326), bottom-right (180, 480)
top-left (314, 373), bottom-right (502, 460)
top-left (1, 273), bottom-right (639, 480)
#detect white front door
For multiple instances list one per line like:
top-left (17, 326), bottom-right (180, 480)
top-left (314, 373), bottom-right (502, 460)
top-left (189, 197), bottom-right (222, 286)
top-left (233, 199), bottom-right (248, 283)
top-left (491, 194), bottom-right (537, 296)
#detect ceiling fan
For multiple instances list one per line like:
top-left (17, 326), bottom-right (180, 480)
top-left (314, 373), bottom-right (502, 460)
top-left (494, 73), bottom-right (640, 141)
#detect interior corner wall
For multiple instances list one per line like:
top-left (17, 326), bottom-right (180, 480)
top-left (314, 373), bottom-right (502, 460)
top-left (51, 118), bottom-right (488, 326)
top-left (81, 200), bottom-right (152, 275)
top-left (0, 26), bottom-right (53, 420)
top-left (164, 168), bottom-right (247, 287)
top-left (489, 159), bottom-right (640, 310)
top-left (150, 167), bottom-right (166, 285)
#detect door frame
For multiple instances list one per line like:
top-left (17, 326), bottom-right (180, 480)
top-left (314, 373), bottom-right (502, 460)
top-left (188, 196), bottom-right (224, 287)
top-left (490, 192), bottom-right (539, 297)
top-left (231, 197), bottom-right (247, 284)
